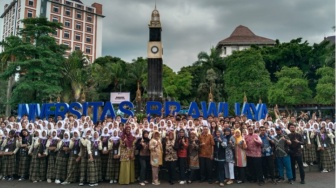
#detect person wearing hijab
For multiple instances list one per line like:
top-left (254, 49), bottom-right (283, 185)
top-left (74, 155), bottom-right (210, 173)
top-left (198, 125), bottom-right (215, 184)
top-left (78, 128), bottom-right (92, 186)
top-left (106, 129), bottom-right (120, 184)
top-left (61, 130), bottom-right (81, 185)
top-left (46, 129), bottom-right (60, 183)
top-left (316, 126), bottom-right (334, 172)
top-left (119, 125), bottom-right (136, 185)
top-left (28, 130), bottom-right (43, 183)
top-left (223, 128), bottom-right (234, 185)
top-left (100, 127), bottom-right (110, 181)
top-left (136, 130), bottom-right (151, 186)
top-left (149, 130), bottom-right (163, 185)
top-left (162, 130), bottom-right (177, 185)
top-left (18, 128), bottom-right (32, 181)
top-left (259, 126), bottom-right (276, 184)
top-left (213, 130), bottom-right (226, 187)
top-left (87, 131), bottom-right (102, 186)
top-left (1, 130), bottom-right (19, 181)
top-left (187, 130), bottom-right (199, 184)
top-left (54, 131), bottom-right (71, 184)
top-left (231, 129), bottom-right (247, 184)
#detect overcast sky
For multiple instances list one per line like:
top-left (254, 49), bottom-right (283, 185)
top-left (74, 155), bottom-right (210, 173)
top-left (0, 0), bottom-right (335, 71)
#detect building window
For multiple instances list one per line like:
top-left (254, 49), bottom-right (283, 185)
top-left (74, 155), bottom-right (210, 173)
top-left (64, 20), bottom-right (70, 27)
top-left (223, 47), bottom-right (227, 55)
top-left (76, 4), bottom-right (82, 9)
top-left (87, 15), bottom-right (92, 22)
top-left (64, 31), bottom-right (69, 39)
top-left (86, 26), bottom-right (92, 33)
top-left (53, 6), bottom-right (59, 13)
top-left (65, 8), bottom-right (71, 16)
top-left (86, 36), bottom-right (91, 43)
top-left (75, 34), bottom-right (81, 41)
top-left (87, 7), bottom-right (93, 12)
top-left (65, 1), bottom-right (72, 6)
top-left (28, 0), bottom-right (34, 6)
top-left (76, 22), bottom-right (81, 30)
top-left (85, 46), bottom-right (91, 54)
top-left (76, 11), bottom-right (82, 19)
top-left (27, 10), bottom-right (33, 18)
top-left (63, 42), bottom-right (69, 48)
top-left (75, 45), bottom-right (80, 51)
top-left (52, 17), bottom-right (58, 22)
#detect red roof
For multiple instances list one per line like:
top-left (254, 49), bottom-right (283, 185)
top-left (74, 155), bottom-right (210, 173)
top-left (217, 25), bottom-right (275, 47)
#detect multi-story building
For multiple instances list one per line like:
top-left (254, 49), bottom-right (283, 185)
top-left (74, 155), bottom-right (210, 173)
top-left (216, 25), bottom-right (275, 57)
top-left (0, 0), bottom-right (104, 63)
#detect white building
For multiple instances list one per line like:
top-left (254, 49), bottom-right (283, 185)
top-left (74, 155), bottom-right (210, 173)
top-left (0, 0), bottom-right (104, 62)
top-left (216, 25), bottom-right (275, 57)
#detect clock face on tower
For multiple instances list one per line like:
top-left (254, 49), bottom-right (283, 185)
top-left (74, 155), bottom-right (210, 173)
top-left (151, 46), bottom-right (159, 54)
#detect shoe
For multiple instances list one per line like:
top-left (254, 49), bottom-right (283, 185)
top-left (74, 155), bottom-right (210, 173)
top-left (215, 181), bottom-right (219, 184)
top-left (89, 184), bottom-right (95, 187)
top-left (220, 183), bottom-right (225, 187)
top-left (179, 181), bottom-right (186, 184)
top-left (288, 180), bottom-right (294, 184)
top-left (79, 182), bottom-right (84, 186)
top-left (114, 180), bottom-right (117, 183)
top-left (310, 162), bottom-right (314, 166)
top-left (303, 162), bottom-right (308, 167)
top-left (94, 183), bottom-right (98, 186)
top-left (61, 181), bottom-right (70, 185)
top-left (152, 182), bottom-right (160, 185)
top-left (321, 169), bottom-right (328, 173)
top-left (18, 177), bottom-right (25, 181)
top-left (300, 180), bottom-right (305, 184)
top-left (144, 181), bottom-right (149, 184)
top-left (226, 180), bottom-right (233, 185)
top-left (33, 180), bottom-right (38, 183)
top-left (2, 177), bottom-right (6, 181)
top-left (276, 178), bottom-right (284, 183)
top-left (187, 180), bottom-right (192, 184)
top-left (47, 179), bottom-right (52, 183)
top-left (55, 179), bottom-right (61, 184)
top-left (109, 180), bottom-right (113, 184)
top-left (139, 182), bottom-right (145, 186)
top-left (295, 165), bottom-right (298, 169)
top-left (237, 180), bottom-right (243, 184)
top-left (7, 177), bottom-right (13, 181)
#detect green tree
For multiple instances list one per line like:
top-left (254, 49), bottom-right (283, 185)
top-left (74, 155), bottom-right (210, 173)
top-left (314, 66), bottom-right (335, 104)
top-left (0, 17), bottom-right (67, 106)
top-left (268, 66), bottom-right (312, 105)
top-left (224, 49), bottom-right (271, 104)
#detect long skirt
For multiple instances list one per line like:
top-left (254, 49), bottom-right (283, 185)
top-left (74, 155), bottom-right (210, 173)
top-left (101, 154), bottom-right (109, 180)
top-left (119, 160), bottom-right (135, 184)
top-left (39, 157), bottom-right (47, 181)
top-left (65, 155), bottom-right (80, 183)
top-left (55, 154), bottom-right (69, 181)
top-left (106, 155), bottom-right (120, 181)
top-left (2, 154), bottom-right (16, 176)
top-left (303, 144), bottom-right (317, 163)
top-left (87, 160), bottom-right (97, 184)
top-left (320, 148), bottom-right (334, 171)
top-left (47, 154), bottom-right (57, 179)
top-left (79, 157), bottom-right (88, 183)
top-left (29, 154), bottom-right (40, 181)
top-left (18, 151), bottom-right (31, 178)
top-left (94, 157), bottom-right (102, 181)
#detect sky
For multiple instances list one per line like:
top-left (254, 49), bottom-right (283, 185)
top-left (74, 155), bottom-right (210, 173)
top-left (0, 0), bottom-right (335, 72)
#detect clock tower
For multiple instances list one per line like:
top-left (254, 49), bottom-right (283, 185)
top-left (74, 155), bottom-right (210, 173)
top-left (147, 5), bottom-right (163, 100)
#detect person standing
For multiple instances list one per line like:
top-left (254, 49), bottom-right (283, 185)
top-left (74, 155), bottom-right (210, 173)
top-left (136, 130), bottom-right (151, 186)
top-left (119, 126), bottom-right (136, 185)
top-left (54, 131), bottom-right (71, 184)
top-left (1, 130), bottom-right (19, 181)
top-left (149, 130), bottom-right (163, 185)
top-left (176, 129), bottom-right (189, 184)
top-left (163, 130), bottom-right (178, 185)
top-left (271, 127), bottom-right (293, 184)
top-left (223, 128), bottom-right (235, 185)
top-left (18, 129), bottom-right (32, 181)
top-left (198, 125), bottom-right (215, 184)
top-left (187, 130), bottom-right (200, 184)
top-left (259, 126), bottom-right (276, 184)
top-left (213, 130), bottom-right (226, 187)
top-left (231, 129), bottom-right (247, 184)
top-left (287, 123), bottom-right (305, 184)
top-left (316, 126), bottom-right (334, 172)
top-left (245, 125), bottom-right (264, 186)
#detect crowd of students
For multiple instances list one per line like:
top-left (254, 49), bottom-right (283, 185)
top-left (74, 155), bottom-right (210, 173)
top-left (0, 112), bottom-right (334, 187)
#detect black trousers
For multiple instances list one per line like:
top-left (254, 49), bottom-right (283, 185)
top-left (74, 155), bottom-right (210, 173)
top-left (262, 155), bottom-right (275, 180)
top-left (165, 161), bottom-right (177, 182)
top-left (246, 156), bottom-right (263, 182)
top-left (139, 156), bottom-right (150, 182)
top-left (178, 157), bottom-right (187, 181)
top-left (290, 155), bottom-right (305, 181)
top-left (199, 157), bottom-right (213, 182)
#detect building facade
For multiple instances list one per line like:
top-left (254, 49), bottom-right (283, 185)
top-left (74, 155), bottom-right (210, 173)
top-left (0, 0), bottom-right (104, 62)
top-left (216, 25), bottom-right (275, 57)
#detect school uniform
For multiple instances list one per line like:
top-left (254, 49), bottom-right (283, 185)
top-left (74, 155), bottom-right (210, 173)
top-left (46, 138), bottom-right (59, 181)
top-left (18, 135), bottom-right (32, 180)
top-left (1, 137), bottom-right (19, 179)
top-left (87, 139), bottom-right (101, 185)
top-left (63, 138), bottom-right (81, 184)
top-left (55, 140), bottom-right (70, 182)
top-left (79, 138), bottom-right (89, 184)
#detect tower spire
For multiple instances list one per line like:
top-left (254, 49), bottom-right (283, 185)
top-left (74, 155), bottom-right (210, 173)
top-left (155, 1), bottom-right (157, 10)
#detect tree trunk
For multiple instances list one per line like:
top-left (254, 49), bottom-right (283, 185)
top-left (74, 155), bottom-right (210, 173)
top-left (5, 75), bottom-right (14, 116)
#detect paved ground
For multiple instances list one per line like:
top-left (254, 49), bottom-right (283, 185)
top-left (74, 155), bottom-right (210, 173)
top-left (0, 171), bottom-right (334, 188)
